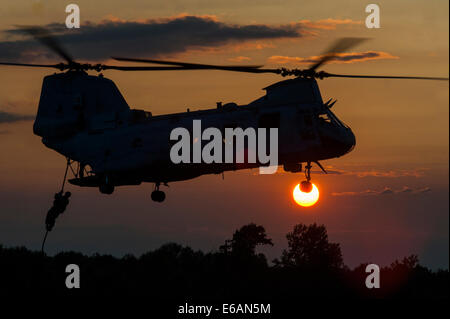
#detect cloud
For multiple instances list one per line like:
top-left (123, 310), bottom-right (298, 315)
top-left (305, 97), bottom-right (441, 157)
top-left (268, 51), bottom-right (399, 65)
top-left (227, 56), bottom-right (251, 62)
top-left (414, 187), bottom-right (432, 194)
top-left (380, 187), bottom-right (394, 195)
top-left (332, 186), bottom-right (432, 196)
top-left (322, 167), bottom-right (427, 178)
top-left (0, 15), bottom-right (366, 62)
top-left (398, 186), bottom-right (413, 193)
top-left (0, 111), bottom-right (34, 124)
top-left (330, 191), bottom-right (358, 196)
top-left (297, 19), bottom-right (362, 30)
top-left (277, 167), bottom-right (427, 178)
top-left (0, 15), bottom-right (302, 62)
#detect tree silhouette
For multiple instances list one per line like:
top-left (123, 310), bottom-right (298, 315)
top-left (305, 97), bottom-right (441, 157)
top-left (219, 223), bottom-right (273, 271)
top-left (390, 254), bottom-right (419, 270)
top-left (220, 223), bottom-right (273, 257)
top-left (0, 223), bottom-right (448, 299)
top-left (276, 223), bottom-right (344, 270)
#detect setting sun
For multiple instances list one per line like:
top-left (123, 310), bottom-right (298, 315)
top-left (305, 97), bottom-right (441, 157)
top-left (293, 183), bottom-right (320, 207)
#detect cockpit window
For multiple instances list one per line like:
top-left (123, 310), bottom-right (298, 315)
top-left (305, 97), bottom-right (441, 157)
top-left (318, 113), bottom-right (332, 123)
top-left (317, 109), bottom-right (347, 128)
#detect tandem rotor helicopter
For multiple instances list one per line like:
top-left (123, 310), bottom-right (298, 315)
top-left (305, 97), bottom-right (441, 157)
top-left (1, 27), bottom-right (448, 206)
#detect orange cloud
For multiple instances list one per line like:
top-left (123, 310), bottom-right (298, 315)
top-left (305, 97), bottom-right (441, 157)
top-left (297, 18), bottom-right (363, 30)
top-left (100, 13), bottom-right (220, 24)
top-left (349, 169), bottom-right (425, 178)
top-left (179, 41), bottom-right (275, 57)
top-left (227, 56), bottom-right (251, 62)
top-left (276, 167), bottom-right (427, 178)
top-left (332, 186), bottom-right (432, 196)
top-left (268, 51), bottom-right (399, 65)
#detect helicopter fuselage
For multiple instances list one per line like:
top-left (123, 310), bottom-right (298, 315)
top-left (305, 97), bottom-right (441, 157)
top-left (33, 71), bottom-right (355, 190)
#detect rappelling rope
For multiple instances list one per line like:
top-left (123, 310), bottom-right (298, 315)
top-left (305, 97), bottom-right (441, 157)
top-left (41, 231), bottom-right (49, 253)
top-left (60, 158), bottom-right (70, 193)
top-left (41, 157), bottom-right (70, 254)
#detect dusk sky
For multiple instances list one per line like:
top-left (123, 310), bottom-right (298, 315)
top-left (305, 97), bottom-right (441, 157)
top-left (0, 0), bottom-right (448, 269)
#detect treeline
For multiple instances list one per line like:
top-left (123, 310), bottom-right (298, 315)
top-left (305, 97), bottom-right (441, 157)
top-left (0, 223), bottom-right (448, 298)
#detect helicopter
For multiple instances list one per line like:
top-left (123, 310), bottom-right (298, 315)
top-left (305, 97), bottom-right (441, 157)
top-left (1, 28), bottom-right (448, 203)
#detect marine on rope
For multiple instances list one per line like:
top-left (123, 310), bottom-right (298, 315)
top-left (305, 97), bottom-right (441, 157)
top-left (41, 157), bottom-right (72, 252)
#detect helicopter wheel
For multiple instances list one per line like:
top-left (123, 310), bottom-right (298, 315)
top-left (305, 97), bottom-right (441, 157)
top-left (99, 175), bottom-right (115, 194)
top-left (99, 183), bottom-right (115, 194)
top-left (151, 190), bottom-right (166, 202)
top-left (300, 162), bottom-right (313, 193)
top-left (300, 180), bottom-right (313, 193)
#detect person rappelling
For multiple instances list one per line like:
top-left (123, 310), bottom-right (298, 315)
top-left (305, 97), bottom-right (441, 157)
top-left (41, 158), bottom-right (72, 253)
top-left (45, 191), bottom-right (71, 231)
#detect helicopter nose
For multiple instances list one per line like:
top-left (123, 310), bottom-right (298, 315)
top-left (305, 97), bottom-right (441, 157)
top-left (317, 124), bottom-right (356, 158)
top-left (340, 127), bottom-right (356, 155)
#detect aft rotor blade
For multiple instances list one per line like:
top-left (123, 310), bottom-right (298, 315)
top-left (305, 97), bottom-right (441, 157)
top-left (321, 72), bottom-right (449, 81)
top-left (103, 64), bottom-right (281, 73)
top-left (102, 65), bottom-right (197, 71)
top-left (16, 26), bottom-right (74, 64)
top-left (112, 57), bottom-right (263, 71)
top-left (309, 37), bottom-right (367, 71)
top-left (0, 61), bottom-right (61, 69)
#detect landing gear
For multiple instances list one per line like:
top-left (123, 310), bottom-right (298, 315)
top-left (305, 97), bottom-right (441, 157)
top-left (300, 161), bottom-right (328, 192)
top-left (300, 162), bottom-right (313, 193)
top-left (99, 175), bottom-right (114, 194)
top-left (151, 190), bottom-right (165, 202)
top-left (151, 182), bottom-right (166, 202)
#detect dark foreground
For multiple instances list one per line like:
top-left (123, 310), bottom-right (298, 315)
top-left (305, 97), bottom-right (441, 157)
top-left (0, 223), bottom-right (448, 299)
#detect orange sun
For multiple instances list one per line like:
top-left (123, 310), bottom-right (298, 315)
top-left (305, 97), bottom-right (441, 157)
top-left (293, 183), bottom-right (319, 207)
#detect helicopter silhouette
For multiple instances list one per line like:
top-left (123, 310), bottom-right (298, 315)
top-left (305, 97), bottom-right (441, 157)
top-left (1, 27), bottom-right (448, 203)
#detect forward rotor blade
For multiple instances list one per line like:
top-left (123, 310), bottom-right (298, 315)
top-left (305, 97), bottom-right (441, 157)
top-left (0, 61), bottom-right (281, 73)
top-left (309, 37), bottom-right (367, 71)
top-left (16, 26), bottom-right (74, 64)
top-left (112, 57), bottom-right (263, 71)
top-left (0, 61), bottom-right (61, 69)
top-left (321, 72), bottom-right (449, 81)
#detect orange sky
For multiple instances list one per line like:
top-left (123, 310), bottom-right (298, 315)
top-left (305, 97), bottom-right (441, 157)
top-left (0, 0), bottom-right (448, 269)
